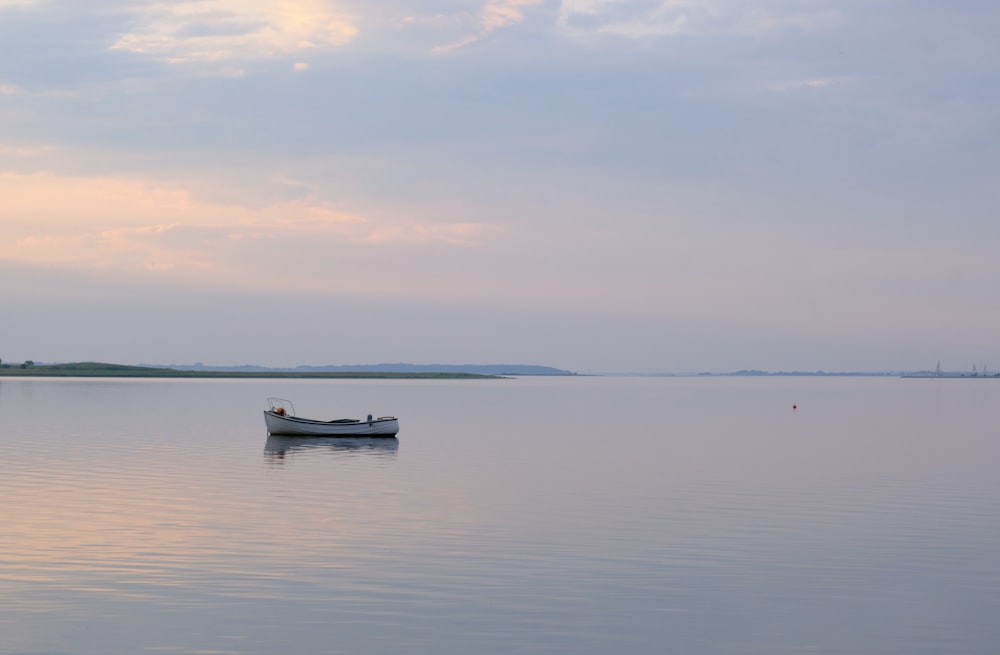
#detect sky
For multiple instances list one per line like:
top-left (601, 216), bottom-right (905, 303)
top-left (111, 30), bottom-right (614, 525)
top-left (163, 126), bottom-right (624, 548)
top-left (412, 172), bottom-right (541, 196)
top-left (1, 0), bottom-right (998, 373)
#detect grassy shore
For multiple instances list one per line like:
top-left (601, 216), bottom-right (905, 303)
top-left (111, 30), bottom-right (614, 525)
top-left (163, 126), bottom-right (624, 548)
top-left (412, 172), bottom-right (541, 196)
top-left (0, 362), bottom-right (500, 379)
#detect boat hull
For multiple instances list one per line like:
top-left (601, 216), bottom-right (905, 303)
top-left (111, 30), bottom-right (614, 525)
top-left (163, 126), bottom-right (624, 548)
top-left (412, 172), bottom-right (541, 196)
top-left (264, 411), bottom-right (399, 436)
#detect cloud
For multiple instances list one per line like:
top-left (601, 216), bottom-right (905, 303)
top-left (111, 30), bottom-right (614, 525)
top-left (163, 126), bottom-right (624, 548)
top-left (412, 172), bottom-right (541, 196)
top-left (557, 0), bottom-right (842, 39)
top-left (0, 172), bottom-right (504, 286)
top-left (367, 222), bottom-right (504, 246)
top-left (481, 0), bottom-right (545, 31)
top-left (111, 0), bottom-right (358, 65)
top-left (432, 0), bottom-right (545, 54)
top-left (768, 77), bottom-right (838, 92)
top-left (0, 142), bottom-right (56, 157)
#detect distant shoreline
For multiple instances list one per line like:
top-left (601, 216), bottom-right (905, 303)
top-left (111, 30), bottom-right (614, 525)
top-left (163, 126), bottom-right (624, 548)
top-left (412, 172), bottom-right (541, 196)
top-left (4, 362), bottom-right (995, 380)
top-left (0, 362), bottom-right (502, 379)
top-left (899, 374), bottom-right (1000, 379)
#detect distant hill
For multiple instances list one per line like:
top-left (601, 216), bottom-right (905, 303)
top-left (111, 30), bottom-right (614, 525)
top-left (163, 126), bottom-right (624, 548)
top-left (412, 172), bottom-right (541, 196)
top-left (158, 363), bottom-right (577, 376)
top-left (0, 362), bottom-right (501, 379)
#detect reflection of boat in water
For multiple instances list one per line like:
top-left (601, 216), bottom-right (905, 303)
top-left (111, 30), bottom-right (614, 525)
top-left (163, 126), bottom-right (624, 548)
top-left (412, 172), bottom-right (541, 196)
top-left (264, 435), bottom-right (399, 461)
top-left (264, 397), bottom-right (399, 436)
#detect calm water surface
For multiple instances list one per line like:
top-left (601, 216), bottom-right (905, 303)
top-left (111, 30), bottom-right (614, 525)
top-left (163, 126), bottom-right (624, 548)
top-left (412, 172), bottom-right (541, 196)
top-left (0, 376), bottom-right (998, 654)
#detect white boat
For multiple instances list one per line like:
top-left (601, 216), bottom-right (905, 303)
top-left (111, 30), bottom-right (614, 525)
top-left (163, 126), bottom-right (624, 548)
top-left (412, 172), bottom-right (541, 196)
top-left (264, 398), bottom-right (399, 437)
